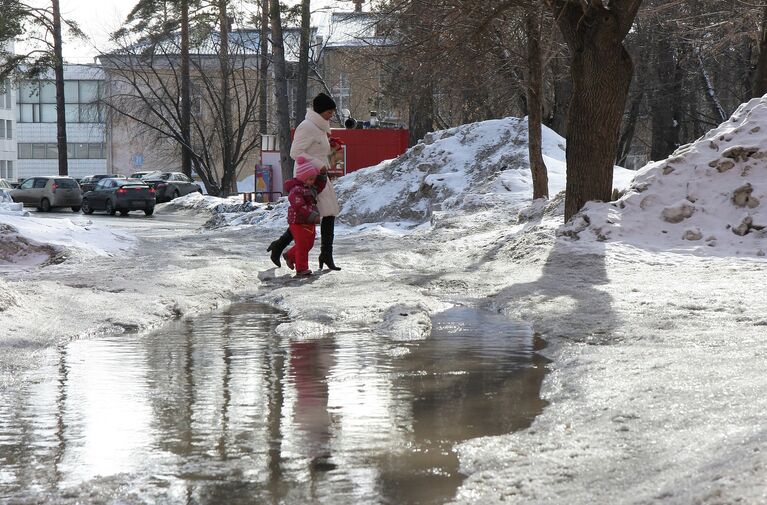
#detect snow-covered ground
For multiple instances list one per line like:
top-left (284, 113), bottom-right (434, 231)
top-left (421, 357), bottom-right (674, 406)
top-left (2, 107), bottom-right (767, 503)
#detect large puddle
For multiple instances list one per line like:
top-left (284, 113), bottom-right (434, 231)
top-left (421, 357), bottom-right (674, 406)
top-left (0, 302), bottom-right (548, 504)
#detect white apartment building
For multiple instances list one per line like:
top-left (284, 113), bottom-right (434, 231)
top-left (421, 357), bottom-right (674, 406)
top-left (0, 77), bottom-right (15, 181)
top-left (0, 42), bottom-right (16, 181)
top-left (16, 64), bottom-right (107, 180)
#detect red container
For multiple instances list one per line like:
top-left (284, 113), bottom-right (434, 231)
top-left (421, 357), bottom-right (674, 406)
top-left (291, 128), bottom-right (409, 175)
top-left (330, 129), bottom-right (409, 173)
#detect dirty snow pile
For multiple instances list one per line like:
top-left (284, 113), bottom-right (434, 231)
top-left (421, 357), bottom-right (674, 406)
top-left (0, 212), bottom-right (135, 266)
top-left (562, 97), bottom-right (767, 257)
top-left (335, 117), bottom-right (635, 226)
top-left (164, 192), bottom-right (287, 229)
top-left (162, 192), bottom-right (244, 213)
top-left (187, 117), bottom-right (635, 232)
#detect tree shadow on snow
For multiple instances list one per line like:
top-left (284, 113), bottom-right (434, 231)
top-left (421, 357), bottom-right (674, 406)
top-left (487, 238), bottom-right (618, 346)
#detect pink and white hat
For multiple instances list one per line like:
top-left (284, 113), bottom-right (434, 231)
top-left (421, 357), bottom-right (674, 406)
top-left (295, 156), bottom-right (320, 182)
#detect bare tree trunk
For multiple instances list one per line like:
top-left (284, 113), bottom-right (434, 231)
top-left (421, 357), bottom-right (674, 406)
top-left (526, 9), bottom-right (548, 200)
top-left (548, 51), bottom-right (570, 136)
top-left (269, 0), bottom-right (294, 183)
top-left (408, 82), bottom-right (433, 147)
top-left (180, 0), bottom-right (192, 178)
top-left (218, 0), bottom-right (235, 195)
top-left (696, 49), bottom-right (726, 123)
top-left (617, 89), bottom-right (643, 167)
top-left (51, 0), bottom-right (68, 176)
top-left (547, 0), bottom-right (641, 221)
top-left (650, 32), bottom-right (681, 161)
top-left (753, 5), bottom-right (767, 97)
top-left (259, 0), bottom-right (269, 135)
top-left (294, 0), bottom-right (310, 126)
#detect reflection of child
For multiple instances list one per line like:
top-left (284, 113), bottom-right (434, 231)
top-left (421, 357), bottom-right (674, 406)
top-left (283, 157), bottom-right (327, 277)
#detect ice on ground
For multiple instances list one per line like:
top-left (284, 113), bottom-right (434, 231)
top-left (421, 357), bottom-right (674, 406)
top-left (8, 107), bottom-right (767, 504)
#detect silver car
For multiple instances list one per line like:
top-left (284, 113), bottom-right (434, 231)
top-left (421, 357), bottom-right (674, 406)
top-left (11, 176), bottom-right (82, 212)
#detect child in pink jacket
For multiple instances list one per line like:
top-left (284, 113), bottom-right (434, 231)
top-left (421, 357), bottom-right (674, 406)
top-left (283, 157), bottom-right (327, 277)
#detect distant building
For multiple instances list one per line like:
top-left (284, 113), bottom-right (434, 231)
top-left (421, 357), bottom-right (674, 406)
top-left (318, 10), bottom-right (405, 128)
top-left (0, 42), bottom-right (16, 181)
top-left (99, 28), bottom-right (312, 187)
top-left (8, 13), bottom-right (406, 185)
top-left (15, 64), bottom-right (107, 180)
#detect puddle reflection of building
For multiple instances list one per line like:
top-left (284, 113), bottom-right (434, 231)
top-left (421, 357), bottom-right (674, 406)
top-left (52, 338), bottom-right (153, 483)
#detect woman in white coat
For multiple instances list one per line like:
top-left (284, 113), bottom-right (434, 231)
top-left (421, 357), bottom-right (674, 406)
top-left (267, 93), bottom-right (342, 271)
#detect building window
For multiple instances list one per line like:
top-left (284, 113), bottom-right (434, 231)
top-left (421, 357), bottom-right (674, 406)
top-left (17, 79), bottom-right (104, 124)
top-left (17, 144), bottom-right (31, 159)
top-left (0, 160), bottom-right (12, 179)
top-left (18, 142), bottom-right (106, 159)
top-left (76, 143), bottom-right (92, 159)
top-left (88, 143), bottom-right (103, 159)
top-left (32, 143), bottom-right (46, 159)
top-left (333, 72), bottom-right (351, 113)
top-left (0, 79), bottom-right (11, 109)
top-left (0, 119), bottom-right (10, 139)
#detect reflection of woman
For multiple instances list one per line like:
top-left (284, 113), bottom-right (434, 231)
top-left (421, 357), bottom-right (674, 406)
top-left (267, 93), bottom-right (342, 271)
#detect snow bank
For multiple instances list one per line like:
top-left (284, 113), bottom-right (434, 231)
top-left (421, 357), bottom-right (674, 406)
top-left (184, 117), bottom-right (635, 232)
top-left (0, 201), bottom-right (28, 217)
top-left (334, 117), bottom-right (635, 226)
top-left (162, 192), bottom-right (240, 213)
top-left (0, 278), bottom-right (20, 311)
top-left (163, 192), bottom-right (287, 229)
top-left (0, 213), bottom-right (136, 267)
top-left (0, 223), bottom-right (61, 266)
top-left (561, 96), bottom-right (767, 257)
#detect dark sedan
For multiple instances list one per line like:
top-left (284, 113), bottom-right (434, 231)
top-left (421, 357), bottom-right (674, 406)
top-left (80, 174), bottom-right (126, 193)
top-left (141, 171), bottom-right (202, 202)
top-left (81, 178), bottom-right (156, 216)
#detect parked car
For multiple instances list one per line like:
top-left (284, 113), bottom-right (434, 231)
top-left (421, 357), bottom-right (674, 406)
top-left (0, 178), bottom-right (13, 202)
top-left (80, 174), bottom-right (126, 193)
top-left (82, 178), bottom-right (156, 216)
top-left (129, 171), bottom-right (153, 179)
top-left (10, 176), bottom-right (82, 212)
top-left (142, 171), bottom-right (202, 202)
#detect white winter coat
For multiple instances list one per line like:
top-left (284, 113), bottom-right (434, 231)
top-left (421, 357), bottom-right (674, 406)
top-left (290, 109), bottom-right (341, 217)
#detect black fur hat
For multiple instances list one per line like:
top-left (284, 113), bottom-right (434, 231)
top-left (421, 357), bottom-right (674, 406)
top-left (312, 93), bottom-right (337, 114)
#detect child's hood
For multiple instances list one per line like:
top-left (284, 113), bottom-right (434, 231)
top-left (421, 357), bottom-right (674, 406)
top-left (284, 178), bottom-right (304, 192)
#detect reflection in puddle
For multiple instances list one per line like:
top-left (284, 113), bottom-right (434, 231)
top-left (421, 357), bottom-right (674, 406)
top-left (0, 302), bottom-right (548, 504)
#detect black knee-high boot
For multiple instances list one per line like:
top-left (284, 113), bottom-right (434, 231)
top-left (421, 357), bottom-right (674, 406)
top-left (318, 216), bottom-right (341, 271)
top-left (266, 228), bottom-right (293, 267)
